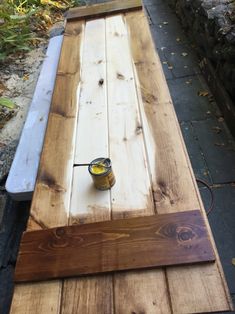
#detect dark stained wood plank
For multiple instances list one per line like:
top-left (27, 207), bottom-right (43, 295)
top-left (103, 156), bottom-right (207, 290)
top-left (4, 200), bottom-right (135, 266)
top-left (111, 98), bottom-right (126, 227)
top-left (66, 0), bottom-right (142, 21)
top-left (125, 11), bottom-right (233, 313)
top-left (14, 210), bottom-right (215, 282)
top-left (10, 20), bottom-right (85, 314)
top-left (29, 21), bottom-right (84, 229)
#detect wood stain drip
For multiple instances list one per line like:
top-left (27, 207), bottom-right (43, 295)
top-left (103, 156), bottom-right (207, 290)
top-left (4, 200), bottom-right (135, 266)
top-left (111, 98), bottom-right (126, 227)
top-left (88, 158), bottom-right (116, 190)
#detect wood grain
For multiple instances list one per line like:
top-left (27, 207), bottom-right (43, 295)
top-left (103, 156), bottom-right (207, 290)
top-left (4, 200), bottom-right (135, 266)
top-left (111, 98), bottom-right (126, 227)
top-left (125, 10), bottom-right (233, 313)
top-left (106, 15), bottom-right (172, 314)
top-left (62, 19), bottom-right (113, 314)
top-left (15, 210), bottom-right (215, 282)
top-left (67, 0), bottom-right (142, 21)
top-left (29, 21), bottom-right (85, 229)
top-left (10, 20), bottom-right (85, 314)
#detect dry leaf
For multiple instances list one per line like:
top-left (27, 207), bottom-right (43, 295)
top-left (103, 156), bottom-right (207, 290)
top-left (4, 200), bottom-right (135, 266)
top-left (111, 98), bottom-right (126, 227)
top-left (162, 61), bottom-right (167, 64)
top-left (0, 82), bottom-right (7, 96)
top-left (232, 258), bottom-right (235, 266)
top-left (212, 126), bottom-right (222, 134)
top-left (163, 21), bottom-right (168, 25)
top-left (176, 37), bottom-right (181, 42)
top-left (181, 52), bottom-right (188, 57)
top-left (198, 91), bottom-right (209, 97)
top-left (168, 65), bottom-right (173, 70)
top-left (23, 74), bottom-right (29, 81)
top-left (218, 117), bottom-right (224, 122)
top-left (214, 142), bottom-right (225, 147)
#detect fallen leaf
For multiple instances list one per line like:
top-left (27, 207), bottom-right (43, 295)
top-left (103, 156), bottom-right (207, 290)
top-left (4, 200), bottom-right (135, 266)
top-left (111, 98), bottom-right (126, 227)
top-left (168, 65), bottom-right (173, 70)
top-left (214, 142), bottom-right (225, 147)
top-left (232, 258), bottom-right (235, 266)
top-left (185, 79), bottom-right (192, 85)
top-left (0, 82), bottom-right (7, 96)
top-left (218, 117), bottom-right (224, 122)
top-left (23, 74), bottom-right (29, 81)
top-left (208, 95), bottom-right (214, 102)
top-left (198, 91), bottom-right (209, 97)
top-left (181, 52), bottom-right (188, 57)
top-left (0, 97), bottom-right (16, 109)
top-left (212, 126), bottom-right (222, 134)
top-left (176, 37), bottom-right (181, 42)
top-left (162, 61), bottom-right (167, 64)
top-left (163, 21), bottom-right (168, 25)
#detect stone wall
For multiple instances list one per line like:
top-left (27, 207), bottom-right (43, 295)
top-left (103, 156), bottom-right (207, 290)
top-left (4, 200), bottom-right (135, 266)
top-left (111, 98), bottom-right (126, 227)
top-left (166, 0), bottom-right (235, 103)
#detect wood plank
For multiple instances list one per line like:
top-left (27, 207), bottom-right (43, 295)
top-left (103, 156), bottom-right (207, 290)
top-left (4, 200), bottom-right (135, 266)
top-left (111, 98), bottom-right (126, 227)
top-left (10, 20), bottom-right (85, 314)
top-left (106, 14), bottom-right (172, 314)
top-left (15, 210), bottom-right (215, 282)
top-left (29, 21), bottom-right (84, 229)
top-left (125, 10), bottom-right (233, 313)
top-left (106, 14), bottom-right (153, 216)
top-left (67, 0), bottom-right (142, 21)
top-left (62, 19), bottom-right (113, 314)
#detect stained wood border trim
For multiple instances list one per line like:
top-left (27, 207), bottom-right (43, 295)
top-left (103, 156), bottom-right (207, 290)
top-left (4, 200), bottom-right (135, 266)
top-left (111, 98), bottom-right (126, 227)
top-left (15, 210), bottom-right (215, 282)
top-left (66, 0), bottom-right (142, 21)
top-left (125, 10), bottom-right (233, 312)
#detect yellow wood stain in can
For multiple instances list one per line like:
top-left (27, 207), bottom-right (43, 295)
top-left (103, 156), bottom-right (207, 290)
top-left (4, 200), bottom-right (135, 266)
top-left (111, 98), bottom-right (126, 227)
top-left (89, 158), bottom-right (115, 190)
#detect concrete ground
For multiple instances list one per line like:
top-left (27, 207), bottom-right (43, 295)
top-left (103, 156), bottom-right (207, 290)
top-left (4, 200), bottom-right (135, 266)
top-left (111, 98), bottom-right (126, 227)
top-left (0, 0), bottom-right (234, 313)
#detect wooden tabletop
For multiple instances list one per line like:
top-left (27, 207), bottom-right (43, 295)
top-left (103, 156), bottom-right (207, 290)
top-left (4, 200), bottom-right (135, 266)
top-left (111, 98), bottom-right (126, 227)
top-left (10, 1), bottom-right (232, 313)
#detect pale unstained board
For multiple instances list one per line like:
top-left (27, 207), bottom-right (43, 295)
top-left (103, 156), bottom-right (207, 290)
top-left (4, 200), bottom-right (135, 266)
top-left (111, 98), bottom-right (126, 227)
top-left (62, 19), bottom-right (113, 314)
top-left (106, 15), bottom-right (171, 313)
top-left (125, 10), bottom-right (232, 313)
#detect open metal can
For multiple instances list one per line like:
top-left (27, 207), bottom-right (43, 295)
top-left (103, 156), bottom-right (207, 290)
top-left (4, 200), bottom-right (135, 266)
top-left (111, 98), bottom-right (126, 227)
top-left (88, 158), bottom-right (116, 190)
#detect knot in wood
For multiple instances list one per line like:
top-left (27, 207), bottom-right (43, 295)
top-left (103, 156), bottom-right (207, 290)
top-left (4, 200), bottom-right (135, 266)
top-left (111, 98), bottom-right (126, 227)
top-left (55, 227), bottom-right (66, 238)
top-left (176, 226), bottom-right (195, 242)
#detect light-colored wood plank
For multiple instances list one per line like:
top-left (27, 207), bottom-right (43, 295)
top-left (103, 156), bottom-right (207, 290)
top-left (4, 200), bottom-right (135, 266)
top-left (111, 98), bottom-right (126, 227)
top-left (10, 20), bottom-right (85, 314)
top-left (106, 14), bottom-right (153, 216)
top-left (106, 15), bottom-right (172, 314)
top-left (10, 282), bottom-right (61, 313)
top-left (67, 0), bottom-right (142, 21)
top-left (125, 10), bottom-right (232, 313)
top-left (61, 19), bottom-right (113, 314)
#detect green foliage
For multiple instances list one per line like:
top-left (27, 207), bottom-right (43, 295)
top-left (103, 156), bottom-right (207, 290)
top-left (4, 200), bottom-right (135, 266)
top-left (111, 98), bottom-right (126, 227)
top-left (0, 0), bottom-right (78, 61)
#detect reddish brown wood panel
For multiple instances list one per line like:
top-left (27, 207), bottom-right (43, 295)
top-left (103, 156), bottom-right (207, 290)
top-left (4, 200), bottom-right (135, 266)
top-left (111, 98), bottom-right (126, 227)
top-left (66, 0), bottom-right (142, 21)
top-left (15, 210), bottom-right (215, 282)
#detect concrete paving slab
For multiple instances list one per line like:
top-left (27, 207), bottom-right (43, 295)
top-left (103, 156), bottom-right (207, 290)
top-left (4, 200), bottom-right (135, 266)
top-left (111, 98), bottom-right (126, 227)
top-left (150, 23), bottom-right (188, 47)
top-left (154, 48), bottom-right (174, 80)
top-left (0, 197), bottom-right (30, 268)
top-left (181, 122), bottom-right (212, 183)
top-left (200, 185), bottom-right (235, 294)
top-left (167, 75), bottom-right (214, 122)
top-left (0, 193), bottom-right (6, 226)
top-left (193, 119), bottom-right (235, 184)
top-left (162, 43), bottom-right (201, 78)
top-left (0, 265), bottom-right (14, 314)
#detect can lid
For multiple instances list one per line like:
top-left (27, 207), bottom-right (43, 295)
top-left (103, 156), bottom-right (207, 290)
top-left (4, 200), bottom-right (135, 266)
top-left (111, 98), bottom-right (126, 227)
top-left (88, 158), bottom-right (111, 176)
